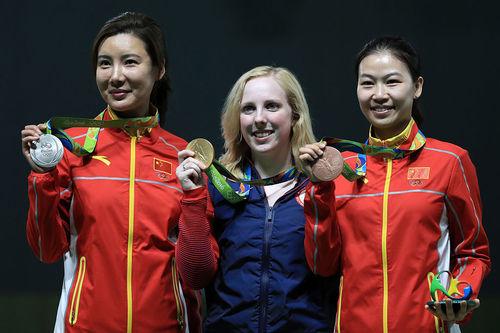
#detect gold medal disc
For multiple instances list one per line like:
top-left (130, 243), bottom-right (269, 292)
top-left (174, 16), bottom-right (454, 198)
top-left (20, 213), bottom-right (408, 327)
top-left (186, 138), bottom-right (214, 169)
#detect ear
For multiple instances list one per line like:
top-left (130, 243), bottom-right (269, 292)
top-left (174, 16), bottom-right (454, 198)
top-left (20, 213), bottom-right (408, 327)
top-left (158, 62), bottom-right (166, 80)
top-left (414, 76), bottom-right (424, 99)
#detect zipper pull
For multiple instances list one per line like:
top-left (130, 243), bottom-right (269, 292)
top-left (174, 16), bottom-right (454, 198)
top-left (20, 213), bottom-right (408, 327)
top-left (267, 207), bottom-right (273, 221)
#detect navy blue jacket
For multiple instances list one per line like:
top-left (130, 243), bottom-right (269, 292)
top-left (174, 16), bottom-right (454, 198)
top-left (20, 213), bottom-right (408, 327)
top-left (204, 174), bottom-right (337, 333)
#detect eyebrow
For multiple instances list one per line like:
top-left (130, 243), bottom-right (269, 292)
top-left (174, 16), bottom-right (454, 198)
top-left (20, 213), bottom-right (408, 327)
top-left (97, 53), bottom-right (142, 60)
top-left (359, 72), bottom-right (402, 79)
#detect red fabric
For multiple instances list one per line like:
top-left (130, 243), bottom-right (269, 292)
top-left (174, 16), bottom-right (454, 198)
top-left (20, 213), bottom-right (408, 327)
top-left (175, 186), bottom-right (219, 290)
top-left (303, 180), bottom-right (342, 277)
top-left (304, 125), bottom-right (490, 332)
top-left (26, 109), bottom-right (201, 333)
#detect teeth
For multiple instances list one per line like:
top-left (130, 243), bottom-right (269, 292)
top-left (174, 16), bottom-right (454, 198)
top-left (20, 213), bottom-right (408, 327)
top-left (254, 131), bottom-right (273, 138)
top-left (372, 107), bottom-right (393, 112)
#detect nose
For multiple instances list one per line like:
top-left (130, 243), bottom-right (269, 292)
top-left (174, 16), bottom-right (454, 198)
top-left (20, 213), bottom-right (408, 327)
top-left (372, 83), bottom-right (389, 101)
top-left (110, 64), bottom-right (124, 87)
top-left (253, 107), bottom-right (267, 127)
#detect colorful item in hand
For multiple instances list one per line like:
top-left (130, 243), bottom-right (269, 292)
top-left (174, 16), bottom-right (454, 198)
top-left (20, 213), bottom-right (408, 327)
top-left (427, 271), bottom-right (473, 302)
top-left (187, 138), bottom-right (299, 204)
top-left (45, 112), bottom-right (159, 157)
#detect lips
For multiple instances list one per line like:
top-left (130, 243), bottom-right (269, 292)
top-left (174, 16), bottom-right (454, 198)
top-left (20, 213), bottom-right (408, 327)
top-left (370, 105), bottom-right (394, 112)
top-left (252, 130), bottom-right (274, 138)
top-left (109, 89), bottom-right (130, 100)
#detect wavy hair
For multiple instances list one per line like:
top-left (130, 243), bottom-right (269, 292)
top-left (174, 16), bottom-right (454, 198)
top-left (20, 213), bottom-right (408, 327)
top-left (220, 66), bottom-right (316, 178)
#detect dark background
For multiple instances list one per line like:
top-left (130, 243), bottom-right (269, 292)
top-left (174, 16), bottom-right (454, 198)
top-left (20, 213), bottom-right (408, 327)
top-left (1, 0), bottom-right (498, 331)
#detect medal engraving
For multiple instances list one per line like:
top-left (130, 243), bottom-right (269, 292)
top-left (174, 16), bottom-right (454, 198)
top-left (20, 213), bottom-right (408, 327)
top-left (311, 146), bottom-right (343, 182)
top-left (30, 134), bottom-right (64, 169)
top-left (186, 138), bottom-right (214, 169)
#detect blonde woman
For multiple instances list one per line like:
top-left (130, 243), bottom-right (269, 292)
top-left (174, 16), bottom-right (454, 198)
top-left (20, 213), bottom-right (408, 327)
top-left (176, 66), bottom-right (339, 332)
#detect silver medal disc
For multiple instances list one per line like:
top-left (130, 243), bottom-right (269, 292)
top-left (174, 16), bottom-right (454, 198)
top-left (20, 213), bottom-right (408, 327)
top-left (30, 134), bottom-right (64, 169)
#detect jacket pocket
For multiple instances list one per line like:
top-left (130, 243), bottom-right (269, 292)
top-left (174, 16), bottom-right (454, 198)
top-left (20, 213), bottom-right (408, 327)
top-left (69, 256), bottom-right (87, 325)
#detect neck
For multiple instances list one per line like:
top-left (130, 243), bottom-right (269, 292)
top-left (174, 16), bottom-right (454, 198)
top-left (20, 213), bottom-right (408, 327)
top-left (372, 119), bottom-right (410, 141)
top-left (252, 146), bottom-right (292, 178)
top-left (111, 105), bottom-right (151, 119)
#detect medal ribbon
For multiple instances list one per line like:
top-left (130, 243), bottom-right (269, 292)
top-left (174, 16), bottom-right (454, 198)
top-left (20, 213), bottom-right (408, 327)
top-left (205, 130), bottom-right (425, 203)
top-left (205, 161), bottom-right (299, 204)
top-left (45, 112), bottom-right (159, 156)
top-left (323, 129), bottom-right (426, 181)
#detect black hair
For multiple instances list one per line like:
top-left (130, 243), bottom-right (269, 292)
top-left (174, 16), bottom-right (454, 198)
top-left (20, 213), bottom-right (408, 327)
top-left (355, 36), bottom-right (423, 127)
top-left (91, 12), bottom-right (169, 125)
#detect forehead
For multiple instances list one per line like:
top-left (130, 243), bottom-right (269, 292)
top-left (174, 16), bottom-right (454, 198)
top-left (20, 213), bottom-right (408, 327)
top-left (98, 33), bottom-right (148, 55)
top-left (241, 76), bottom-right (287, 103)
top-left (359, 51), bottom-right (410, 76)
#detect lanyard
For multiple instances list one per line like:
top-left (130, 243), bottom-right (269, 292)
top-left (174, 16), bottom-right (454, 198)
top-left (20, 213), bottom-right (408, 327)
top-left (323, 129), bottom-right (426, 181)
top-left (45, 112), bottom-right (159, 156)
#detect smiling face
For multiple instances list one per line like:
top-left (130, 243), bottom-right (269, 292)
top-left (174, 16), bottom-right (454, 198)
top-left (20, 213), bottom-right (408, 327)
top-left (96, 33), bottom-right (164, 117)
top-left (239, 76), bottom-right (293, 163)
top-left (357, 51), bottom-right (423, 139)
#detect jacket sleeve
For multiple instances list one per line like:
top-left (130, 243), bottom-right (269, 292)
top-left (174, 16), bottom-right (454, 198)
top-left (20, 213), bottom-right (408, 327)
top-left (303, 180), bottom-right (342, 277)
top-left (26, 156), bottom-right (72, 263)
top-left (445, 149), bottom-right (491, 320)
top-left (175, 186), bottom-right (220, 290)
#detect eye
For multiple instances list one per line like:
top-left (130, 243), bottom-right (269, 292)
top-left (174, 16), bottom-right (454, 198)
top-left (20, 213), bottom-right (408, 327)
top-left (98, 59), bottom-right (111, 68)
top-left (124, 58), bottom-right (138, 66)
top-left (265, 102), bottom-right (280, 111)
top-left (241, 104), bottom-right (255, 114)
top-left (386, 79), bottom-right (401, 85)
top-left (359, 80), bottom-right (374, 86)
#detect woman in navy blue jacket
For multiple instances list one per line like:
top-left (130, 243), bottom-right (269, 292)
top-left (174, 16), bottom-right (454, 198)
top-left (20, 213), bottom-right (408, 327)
top-left (175, 66), bottom-right (339, 332)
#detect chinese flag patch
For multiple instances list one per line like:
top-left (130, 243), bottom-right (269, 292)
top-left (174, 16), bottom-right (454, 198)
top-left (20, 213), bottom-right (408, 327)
top-left (407, 167), bottom-right (430, 180)
top-left (153, 158), bottom-right (172, 175)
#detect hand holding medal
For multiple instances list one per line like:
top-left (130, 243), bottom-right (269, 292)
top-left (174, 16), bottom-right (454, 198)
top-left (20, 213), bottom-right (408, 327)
top-left (299, 141), bottom-right (344, 182)
top-left (22, 123), bottom-right (63, 172)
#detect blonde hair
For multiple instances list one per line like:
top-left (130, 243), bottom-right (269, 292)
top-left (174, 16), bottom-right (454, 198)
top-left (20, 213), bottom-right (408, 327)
top-left (220, 66), bottom-right (316, 178)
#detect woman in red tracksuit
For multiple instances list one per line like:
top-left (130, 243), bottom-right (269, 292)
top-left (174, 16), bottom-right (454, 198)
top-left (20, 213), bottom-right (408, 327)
top-left (21, 12), bottom-right (201, 333)
top-left (299, 36), bottom-right (490, 332)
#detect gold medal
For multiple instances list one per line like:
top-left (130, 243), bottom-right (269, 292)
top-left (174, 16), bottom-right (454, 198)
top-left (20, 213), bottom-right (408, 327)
top-left (186, 138), bottom-right (214, 169)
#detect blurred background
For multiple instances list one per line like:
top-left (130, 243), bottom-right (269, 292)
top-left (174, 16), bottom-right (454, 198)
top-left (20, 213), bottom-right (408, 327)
top-left (1, 0), bottom-right (498, 331)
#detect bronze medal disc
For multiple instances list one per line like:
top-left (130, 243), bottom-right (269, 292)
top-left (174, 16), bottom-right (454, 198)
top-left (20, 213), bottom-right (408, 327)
top-left (186, 138), bottom-right (214, 169)
top-left (311, 146), bottom-right (343, 182)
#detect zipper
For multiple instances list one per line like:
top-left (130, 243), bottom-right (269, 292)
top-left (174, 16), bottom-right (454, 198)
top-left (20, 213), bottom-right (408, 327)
top-left (336, 276), bottom-right (344, 333)
top-left (171, 257), bottom-right (185, 331)
top-left (382, 159), bottom-right (392, 333)
top-left (127, 136), bottom-right (137, 333)
top-left (256, 179), bottom-right (303, 333)
top-left (258, 203), bottom-right (274, 333)
top-left (69, 256), bottom-right (87, 325)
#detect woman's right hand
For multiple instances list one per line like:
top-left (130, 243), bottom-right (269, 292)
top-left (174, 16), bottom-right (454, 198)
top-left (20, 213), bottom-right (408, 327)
top-left (298, 141), bottom-right (327, 182)
top-left (21, 124), bottom-right (50, 173)
top-left (176, 149), bottom-right (207, 191)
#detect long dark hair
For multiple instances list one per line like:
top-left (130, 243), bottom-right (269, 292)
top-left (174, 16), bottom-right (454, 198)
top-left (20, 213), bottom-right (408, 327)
top-left (355, 36), bottom-right (424, 127)
top-left (91, 12), bottom-right (170, 125)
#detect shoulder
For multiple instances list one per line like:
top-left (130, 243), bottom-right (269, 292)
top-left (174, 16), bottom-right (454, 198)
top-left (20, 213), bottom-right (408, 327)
top-left (422, 137), bottom-right (470, 161)
top-left (156, 128), bottom-right (188, 151)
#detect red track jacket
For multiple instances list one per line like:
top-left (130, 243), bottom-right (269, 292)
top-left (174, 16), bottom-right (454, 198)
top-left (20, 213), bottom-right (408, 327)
top-left (304, 120), bottom-right (490, 333)
top-left (26, 109), bottom-right (201, 333)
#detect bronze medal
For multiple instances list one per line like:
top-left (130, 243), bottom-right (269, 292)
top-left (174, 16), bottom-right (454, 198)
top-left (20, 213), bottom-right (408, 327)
top-left (311, 146), bottom-right (343, 182)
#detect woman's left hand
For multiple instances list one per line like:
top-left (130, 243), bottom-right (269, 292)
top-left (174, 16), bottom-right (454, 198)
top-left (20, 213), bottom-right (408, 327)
top-left (176, 149), bottom-right (206, 191)
top-left (425, 299), bottom-right (480, 323)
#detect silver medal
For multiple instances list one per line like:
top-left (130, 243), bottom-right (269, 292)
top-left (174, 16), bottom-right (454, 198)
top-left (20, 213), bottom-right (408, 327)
top-left (30, 134), bottom-right (64, 169)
